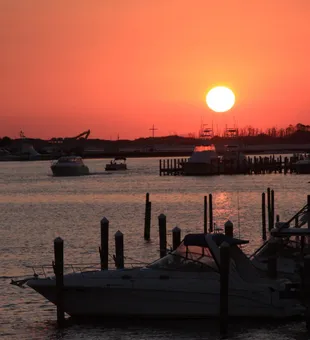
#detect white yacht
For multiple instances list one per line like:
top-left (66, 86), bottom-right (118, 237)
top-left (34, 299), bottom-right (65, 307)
top-left (105, 157), bottom-right (127, 171)
top-left (182, 145), bottom-right (219, 175)
top-left (26, 233), bottom-right (304, 319)
top-left (294, 154), bottom-right (310, 174)
top-left (221, 145), bottom-right (247, 172)
top-left (51, 156), bottom-right (89, 176)
top-left (0, 148), bottom-right (21, 161)
top-left (250, 205), bottom-right (310, 281)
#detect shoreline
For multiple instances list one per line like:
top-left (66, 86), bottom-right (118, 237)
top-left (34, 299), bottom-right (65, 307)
top-left (0, 148), bottom-right (308, 162)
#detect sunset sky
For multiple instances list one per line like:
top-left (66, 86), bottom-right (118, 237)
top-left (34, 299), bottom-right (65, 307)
top-left (1, 0), bottom-right (310, 140)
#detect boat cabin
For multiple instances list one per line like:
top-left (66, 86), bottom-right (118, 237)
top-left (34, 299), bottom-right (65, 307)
top-left (187, 145), bottom-right (218, 164)
top-left (147, 233), bottom-right (250, 277)
top-left (56, 156), bottom-right (84, 164)
top-left (110, 157), bottom-right (126, 164)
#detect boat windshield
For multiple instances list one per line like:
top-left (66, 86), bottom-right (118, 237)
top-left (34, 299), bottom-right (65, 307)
top-left (193, 145), bottom-right (216, 153)
top-left (58, 157), bottom-right (83, 164)
top-left (147, 242), bottom-right (218, 272)
top-left (252, 236), bottom-right (302, 260)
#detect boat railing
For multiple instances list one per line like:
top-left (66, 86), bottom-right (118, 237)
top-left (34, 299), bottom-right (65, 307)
top-left (26, 259), bottom-right (149, 279)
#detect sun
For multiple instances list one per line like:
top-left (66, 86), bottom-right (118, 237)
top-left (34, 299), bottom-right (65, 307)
top-left (206, 86), bottom-right (235, 113)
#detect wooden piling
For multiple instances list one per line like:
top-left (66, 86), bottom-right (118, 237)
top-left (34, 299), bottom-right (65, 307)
top-left (100, 217), bottom-right (109, 270)
top-left (172, 226), bottom-right (181, 250)
top-left (303, 255), bottom-right (310, 331)
top-left (224, 220), bottom-right (233, 237)
top-left (144, 193), bottom-right (151, 241)
top-left (220, 241), bottom-right (230, 337)
top-left (209, 193), bottom-right (213, 233)
top-left (267, 237), bottom-right (278, 279)
top-left (204, 195), bottom-right (208, 233)
top-left (271, 189), bottom-right (275, 230)
top-left (158, 214), bottom-right (167, 258)
top-left (53, 237), bottom-right (65, 327)
top-left (262, 192), bottom-right (267, 240)
top-left (267, 188), bottom-right (271, 231)
top-left (308, 195), bottom-right (310, 229)
top-left (114, 231), bottom-right (124, 269)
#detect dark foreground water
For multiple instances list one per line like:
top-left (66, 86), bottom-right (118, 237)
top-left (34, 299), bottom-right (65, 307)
top-left (1, 157), bottom-right (310, 339)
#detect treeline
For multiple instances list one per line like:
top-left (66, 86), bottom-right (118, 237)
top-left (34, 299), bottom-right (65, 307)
top-left (1, 123), bottom-right (310, 147)
top-left (234, 123), bottom-right (310, 138)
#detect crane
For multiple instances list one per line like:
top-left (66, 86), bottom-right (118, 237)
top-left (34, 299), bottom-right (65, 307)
top-left (65, 129), bottom-right (91, 141)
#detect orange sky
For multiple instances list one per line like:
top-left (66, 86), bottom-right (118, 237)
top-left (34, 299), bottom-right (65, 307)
top-left (1, 0), bottom-right (310, 140)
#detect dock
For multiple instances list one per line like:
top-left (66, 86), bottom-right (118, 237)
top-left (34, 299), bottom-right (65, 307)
top-left (159, 155), bottom-right (300, 176)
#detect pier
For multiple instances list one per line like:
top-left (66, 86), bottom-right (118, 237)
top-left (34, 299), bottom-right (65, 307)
top-left (159, 155), bottom-right (301, 176)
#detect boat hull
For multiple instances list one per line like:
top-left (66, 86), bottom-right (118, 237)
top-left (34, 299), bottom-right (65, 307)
top-left (294, 163), bottom-right (310, 174)
top-left (51, 165), bottom-right (89, 176)
top-left (105, 165), bottom-right (127, 171)
top-left (27, 273), bottom-right (304, 319)
top-left (182, 162), bottom-right (217, 176)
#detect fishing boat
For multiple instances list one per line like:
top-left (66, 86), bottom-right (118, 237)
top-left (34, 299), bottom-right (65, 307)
top-left (24, 233), bottom-right (303, 319)
top-left (221, 145), bottom-right (247, 172)
top-left (105, 157), bottom-right (127, 171)
top-left (51, 156), bottom-right (89, 176)
top-left (182, 145), bottom-right (219, 175)
top-left (293, 154), bottom-right (310, 174)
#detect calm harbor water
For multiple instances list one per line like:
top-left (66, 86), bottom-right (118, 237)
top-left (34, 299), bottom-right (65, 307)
top-left (1, 157), bottom-right (310, 339)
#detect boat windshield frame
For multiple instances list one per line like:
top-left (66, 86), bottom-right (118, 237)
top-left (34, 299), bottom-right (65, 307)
top-left (146, 242), bottom-right (219, 273)
top-left (192, 145), bottom-right (216, 153)
top-left (56, 156), bottom-right (84, 164)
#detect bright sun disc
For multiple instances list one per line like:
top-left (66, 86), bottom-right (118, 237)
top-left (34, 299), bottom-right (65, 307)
top-left (206, 86), bottom-right (235, 112)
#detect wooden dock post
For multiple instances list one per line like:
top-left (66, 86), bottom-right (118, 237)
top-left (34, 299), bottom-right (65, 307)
top-left (271, 189), bottom-right (275, 229)
top-left (267, 188), bottom-right (271, 231)
top-left (224, 220), bottom-right (233, 237)
top-left (220, 241), bottom-right (230, 337)
top-left (262, 192), bottom-right (267, 240)
top-left (204, 195), bottom-right (208, 233)
top-left (267, 237), bottom-right (278, 279)
top-left (308, 195), bottom-right (310, 229)
top-left (209, 193), bottom-right (213, 233)
top-left (159, 159), bottom-right (162, 176)
top-left (100, 217), bottom-right (109, 270)
top-left (303, 255), bottom-right (310, 331)
top-left (114, 231), bottom-right (124, 269)
top-left (53, 237), bottom-right (65, 327)
top-left (172, 226), bottom-right (181, 250)
top-left (144, 193), bottom-right (151, 241)
top-left (158, 214), bottom-right (167, 258)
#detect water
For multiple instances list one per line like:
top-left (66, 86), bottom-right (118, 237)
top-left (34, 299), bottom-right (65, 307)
top-left (1, 157), bottom-right (310, 339)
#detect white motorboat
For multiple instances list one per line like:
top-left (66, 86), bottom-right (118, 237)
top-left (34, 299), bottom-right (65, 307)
top-left (105, 157), bottom-right (127, 171)
top-left (0, 148), bottom-right (21, 161)
top-left (221, 145), bottom-right (247, 172)
top-left (250, 204), bottom-right (310, 281)
top-left (26, 233), bottom-right (304, 319)
top-left (182, 145), bottom-right (219, 175)
top-left (51, 156), bottom-right (89, 176)
top-left (294, 155), bottom-right (310, 174)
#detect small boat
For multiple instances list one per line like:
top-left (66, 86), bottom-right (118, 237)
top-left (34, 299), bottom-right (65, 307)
top-left (0, 148), bottom-right (21, 161)
top-left (105, 157), bottom-right (127, 171)
top-left (26, 233), bottom-right (303, 319)
top-left (221, 145), bottom-right (247, 172)
top-left (51, 156), bottom-right (89, 176)
top-left (182, 145), bottom-right (219, 175)
top-left (250, 203), bottom-right (310, 281)
top-left (293, 155), bottom-right (310, 174)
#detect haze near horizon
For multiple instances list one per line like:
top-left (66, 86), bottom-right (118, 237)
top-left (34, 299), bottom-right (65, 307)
top-left (1, 0), bottom-right (310, 140)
